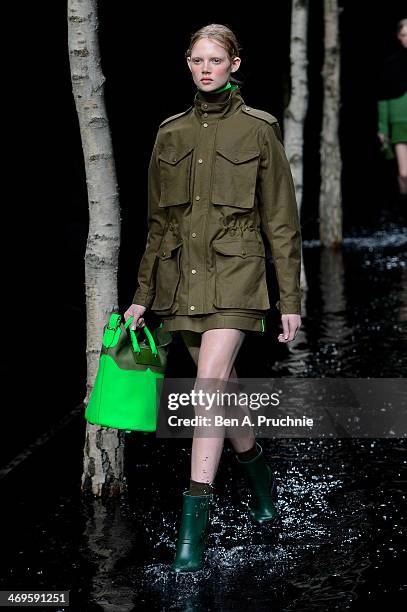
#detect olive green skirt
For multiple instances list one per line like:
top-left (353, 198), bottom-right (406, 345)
top-left (160, 312), bottom-right (266, 336)
top-left (390, 122), bottom-right (407, 144)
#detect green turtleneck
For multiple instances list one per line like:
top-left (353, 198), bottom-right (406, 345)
top-left (213, 81), bottom-right (238, 94)
top-left (196, 81), bottom-right (239, 103)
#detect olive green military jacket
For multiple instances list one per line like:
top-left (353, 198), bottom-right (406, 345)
top-left (132, 87), bottom-right (302, 316)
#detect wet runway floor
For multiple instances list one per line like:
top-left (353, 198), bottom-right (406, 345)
top-left (1, 429), bottom-right (406, 610)
top-left (1, 205), bottom-right (406, 610)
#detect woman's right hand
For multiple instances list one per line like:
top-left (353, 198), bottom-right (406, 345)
top-left (377, 132), bottom-right (386, 145)
top-left (124, 304), bottom-right (147, 330)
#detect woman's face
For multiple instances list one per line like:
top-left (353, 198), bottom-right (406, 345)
top-left (187, 37), bottom-right (241, 92)
top-left (397, 25), bottom-right (407, 48)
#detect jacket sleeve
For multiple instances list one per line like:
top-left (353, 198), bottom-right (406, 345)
top-left (377, 99), bottom-right (389, 136)
top-left (257, 121), bottom-right (302, 315)
top-left (131, 134), bottom-right (168, 308)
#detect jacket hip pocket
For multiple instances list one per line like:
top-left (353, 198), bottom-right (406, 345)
top-left (151, 239), bottom-right (183, 311)
top-left (211, 148), bottom-right (260, 209)
top-left (212, 238), bottom-right (270, 309)
top-left (158, 145), bottom-right (194, 207)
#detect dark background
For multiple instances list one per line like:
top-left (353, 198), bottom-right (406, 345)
top-left (2, 1), bottom-right (406, 465)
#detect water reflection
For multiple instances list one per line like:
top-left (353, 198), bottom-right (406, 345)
top-left (272, 224), bottom-right (407, 378)
top-left (81, 497), bottom-right (136, 611)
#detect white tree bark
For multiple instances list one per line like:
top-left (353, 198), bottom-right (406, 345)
top-left (320, 0), bottom-right (342, 247)
top-left (284, 0), bottom-right (309, 314)
top-left (68, 0), bottom-right (125, 496)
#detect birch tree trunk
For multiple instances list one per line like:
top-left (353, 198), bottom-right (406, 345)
top-left (284, 0), bottom-right (309, 310)
top-left (68, 0), bottom-right (125, 496)
top-left (320, 0), bottom-right (342, 247)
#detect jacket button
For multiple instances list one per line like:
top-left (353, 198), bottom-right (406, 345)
top-left (198, 159), bottom-right (203, 164)
top-left (162, 251), bottom-right (166, 256)
top-left (195, 195), bottom-right (200, 200)
top-left (203, 112), bottom-right (208, 117)
top-left (191, 232), bottom-right (197, 237)
top-left (234, 158), bottom-right (239, 162)
top-left (203, 104), bottom-right (208, 108)
top-left (241, 249), bottom-right (247, 255)
top-left (190, 305), bottom-right (195, 311)
top-left (191, 269), bottom-right (197, 274)
top-left (203, 123), bottom-right (208, 127)
top-left (173, 157), bottom-right (177, 162)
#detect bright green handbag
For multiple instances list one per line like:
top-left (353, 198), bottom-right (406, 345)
top-left (84, 313), bottom-right (172, 432)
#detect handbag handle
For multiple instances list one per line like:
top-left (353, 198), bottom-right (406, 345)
top-left (123, 316), bottom-right (159, 356)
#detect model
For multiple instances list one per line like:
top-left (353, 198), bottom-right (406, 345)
top-left (377, 18), bottom-right (407, 197)
top-left (124, 23), bottom-right (302, 572)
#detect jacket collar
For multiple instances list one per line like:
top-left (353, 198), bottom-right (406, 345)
top-left (193, 86), bottom-right (245, 120)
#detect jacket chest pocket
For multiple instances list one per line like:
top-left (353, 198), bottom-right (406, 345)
top-left (211, 148), bottom-right (260, 209)
top-left (212, 239), bottom-right (270, 310)
top-left (151, 238), bottom-right (183, 311)
top-left (158, 145), bottom-right (194, 207)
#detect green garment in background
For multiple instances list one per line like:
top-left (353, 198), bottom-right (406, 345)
top-left (377, 91), bottom-right (407, 143)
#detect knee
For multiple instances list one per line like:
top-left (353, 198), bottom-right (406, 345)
top-left (196, 365), bottom-right (232, 381)
top-left (196, 361), bottom-right (238, 384)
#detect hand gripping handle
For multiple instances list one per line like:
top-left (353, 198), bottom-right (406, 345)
top-left (123, 316), bottom-right (158, 356)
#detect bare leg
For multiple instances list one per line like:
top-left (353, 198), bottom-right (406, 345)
top-left (226, 366), bottom-right (257, 453)
top-left (395, 143), bottom-right (407, 195)
top-left (180, 329), bottom-right (255, 484)
top-left (172, 328), bottom-right (276, 573)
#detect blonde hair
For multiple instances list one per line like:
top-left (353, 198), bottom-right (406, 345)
top-left (185, 23), bottom-right (243, 85)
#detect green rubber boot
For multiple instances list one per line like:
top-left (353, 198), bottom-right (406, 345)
top-left (171, 491), bottom-right (214, 572)
top-left (236, 442), bottom-right (278, 523)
